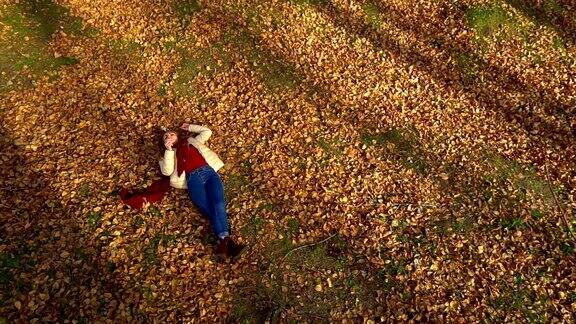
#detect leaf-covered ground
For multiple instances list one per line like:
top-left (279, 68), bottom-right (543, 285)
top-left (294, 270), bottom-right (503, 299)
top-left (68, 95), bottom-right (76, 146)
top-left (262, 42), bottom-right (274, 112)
top-left (1, 0), bottom-right (575, 322)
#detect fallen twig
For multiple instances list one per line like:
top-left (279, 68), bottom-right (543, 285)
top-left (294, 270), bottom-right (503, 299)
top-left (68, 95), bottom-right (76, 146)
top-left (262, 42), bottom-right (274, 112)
top-left (544, 163), bottom-right (576, 243)
top-left (282, 233), bottom-right (337, 261)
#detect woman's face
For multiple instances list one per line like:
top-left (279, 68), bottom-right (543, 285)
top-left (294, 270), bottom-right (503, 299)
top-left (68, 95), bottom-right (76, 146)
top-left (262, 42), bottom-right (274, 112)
top-left (163, 131), bottom-right (178, 145)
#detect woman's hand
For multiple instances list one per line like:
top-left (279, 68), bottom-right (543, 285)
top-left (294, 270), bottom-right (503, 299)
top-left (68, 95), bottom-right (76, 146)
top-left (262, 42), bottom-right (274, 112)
top-left (180, 123), bottom-right (190, 131)
top-left (164, 137), bottom-right (176, 150)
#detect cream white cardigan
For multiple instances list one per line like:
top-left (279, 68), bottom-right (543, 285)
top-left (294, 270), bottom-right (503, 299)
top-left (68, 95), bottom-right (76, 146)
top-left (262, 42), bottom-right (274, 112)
top-left (159, 124), bottom-right (224, 189)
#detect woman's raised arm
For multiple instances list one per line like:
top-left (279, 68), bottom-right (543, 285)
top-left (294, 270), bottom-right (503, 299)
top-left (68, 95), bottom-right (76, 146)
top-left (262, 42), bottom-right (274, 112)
top-left (180, 123), bottom-right (212, 144)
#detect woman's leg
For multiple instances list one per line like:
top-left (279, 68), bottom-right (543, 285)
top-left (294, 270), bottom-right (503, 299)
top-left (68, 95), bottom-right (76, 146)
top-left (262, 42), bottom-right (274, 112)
top-left (204, 171), bottom-right (230, 239)
top-left (186, 172), bottom-right (211, 219)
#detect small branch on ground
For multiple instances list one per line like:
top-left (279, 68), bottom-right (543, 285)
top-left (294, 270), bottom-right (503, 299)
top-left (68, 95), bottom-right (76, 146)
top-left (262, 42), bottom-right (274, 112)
top-left (544, 163), bottom-right (576, 243)
top-left (282, 233), bottom-right (337, 261)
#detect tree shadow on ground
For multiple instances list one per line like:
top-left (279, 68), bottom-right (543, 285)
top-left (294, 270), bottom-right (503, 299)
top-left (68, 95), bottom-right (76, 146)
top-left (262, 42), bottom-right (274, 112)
top-left (0, 79), bottom-right (176, 320)
top-left (0, 123), bottom-right (134, 321)
top-left (0, 2), bottom-right (175, 315)
top-left (296, 0), bottom-right (575, 150)
top-left (504, 0), bottom-right (576, 46)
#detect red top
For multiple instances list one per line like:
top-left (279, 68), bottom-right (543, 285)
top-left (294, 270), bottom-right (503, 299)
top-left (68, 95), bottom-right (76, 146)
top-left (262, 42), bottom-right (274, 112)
top-left (176, 141), bottom-right (208, 175)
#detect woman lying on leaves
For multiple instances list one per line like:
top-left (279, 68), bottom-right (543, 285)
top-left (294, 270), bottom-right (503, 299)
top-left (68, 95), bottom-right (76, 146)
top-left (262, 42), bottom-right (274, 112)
top-left (160, 123), bottom-right (245, 261)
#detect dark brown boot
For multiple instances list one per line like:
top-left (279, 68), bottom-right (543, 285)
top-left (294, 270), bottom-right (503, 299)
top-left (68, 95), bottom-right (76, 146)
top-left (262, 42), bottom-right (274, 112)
top-left (214, 237), bottom-right (230, 259)
top-left (227, 239), bottom-right (246, 261)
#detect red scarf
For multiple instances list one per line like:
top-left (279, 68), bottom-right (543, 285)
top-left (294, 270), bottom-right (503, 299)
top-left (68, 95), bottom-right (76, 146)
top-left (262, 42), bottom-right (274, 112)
top-left (119, 177), bottom-right (170, 209)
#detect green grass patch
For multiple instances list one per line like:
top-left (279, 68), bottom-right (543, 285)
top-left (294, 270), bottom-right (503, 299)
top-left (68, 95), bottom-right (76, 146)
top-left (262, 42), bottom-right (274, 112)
top-left (86, 211), bottom-right (102, 229)
top-left (0, 253), bottom-right (20, 269)
top-left (247, 45), bottom-right (300, 90)
top-left (362, 2), bottom-right (383, 28)
top-left (361, 128), bottom-right (428, 174)
top-left (53, 56), bottom-right (79, 66)
top-left (530, 209), bottom-right (544, 220)
top-left (256, 202), bottom-right (277, 212)
top-left (132, 215), bottom-right (145, 228)
top-left (173, 0), bottom-right (201, 22)
top-left (560, 242), bottom-right (574, 255)
top-left (452, 215), bottom-right (476, 234)
top-left (143, 232), bottom-right (184, 265)
top-left (490, 278), bottom-right (549, 321)
top-left (78, 182), bottom-right (90, 197)
top-left (514, 273), bottom-right (524, 286)
top-left (74, 247), bottom-right (90, 261)
top-left (505, 0), bottom-right (567, 22)
top-left (140, 285), bottom-right (155, 302)
top-left (172, 42), bottom-right (229, 96)
top-left (108, 39), bottom-right (143, 64)
top-left (317, 137), bottom-right (343, 166)
top-left (231, 279), bottom-right (283, 323)
top-left (157, 82), bottom-right (168, 97)
top-left (0, 0), bottom-right (87, 92)
top-left (492, 285), bottom-right (528, 311)
top-left (231, 30), bottom-right (301, 90)
top-left (552, 36), bottom-right (565, 50)
top-left (225, 173), bottom-right (249, 200)
top-left (241, 215), bottom-right (264, 239)
top-left (286, 218), bottom-right (299, 235)
top-left (290, 0), bottom-right (329, 6)
top-left (485, 153), bottom-right (554, 206)
top-left (452, 50), bottom-right (481, 82)
top-left (501, 217), bottom-right (526, 231)
top-left (376, 259), bottom-right (406, 291)
top-left (282, 233), bottom-right (344, 268)
top-left (10, 0), bottom-right (71, 40)
top-left (466, 5), bottom-right (511, 38)
top-left (147, 206), bottom-right (161, 217)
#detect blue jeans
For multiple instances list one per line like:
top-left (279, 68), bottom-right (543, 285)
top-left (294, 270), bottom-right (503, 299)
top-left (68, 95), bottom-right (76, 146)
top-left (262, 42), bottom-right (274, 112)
top-left (186, 165), bottom-right (229, 239)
